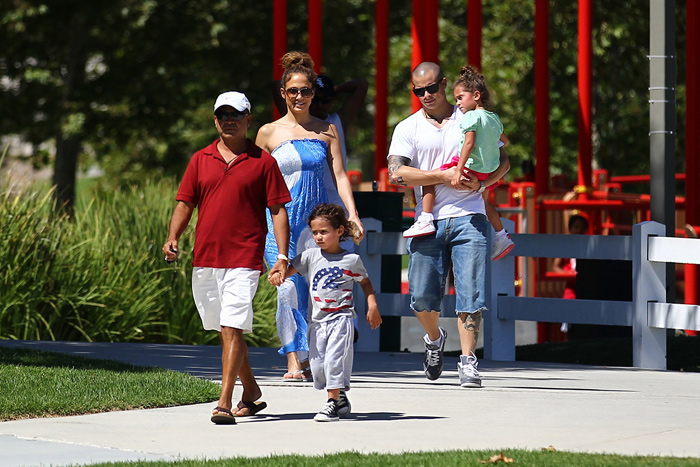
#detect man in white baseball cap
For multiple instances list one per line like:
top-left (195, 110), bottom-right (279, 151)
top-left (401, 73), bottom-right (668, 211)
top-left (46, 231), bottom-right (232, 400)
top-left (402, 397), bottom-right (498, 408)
top-left (163, 91), bottom-right (291, 424)
top-left (214, 91), bottom-right (251, 114)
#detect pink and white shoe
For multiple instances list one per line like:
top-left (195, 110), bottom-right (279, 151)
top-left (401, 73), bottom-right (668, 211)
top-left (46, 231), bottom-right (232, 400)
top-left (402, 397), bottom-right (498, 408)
top-left (492, 231), bottom-right (514, 260)
top-left (403, 219), bottom-right (436, 238)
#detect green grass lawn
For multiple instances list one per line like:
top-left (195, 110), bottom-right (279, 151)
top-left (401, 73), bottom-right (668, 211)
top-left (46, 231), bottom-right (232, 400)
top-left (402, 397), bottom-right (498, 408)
top-left (0, 347), bottom-right (220, 421)
top-left (89, 449), bottom-right (700, 466)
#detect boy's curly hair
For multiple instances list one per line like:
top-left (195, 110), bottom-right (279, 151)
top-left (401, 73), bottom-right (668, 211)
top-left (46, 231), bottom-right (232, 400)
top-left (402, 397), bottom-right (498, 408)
top-left (307, 203), bottom-right (360, 243)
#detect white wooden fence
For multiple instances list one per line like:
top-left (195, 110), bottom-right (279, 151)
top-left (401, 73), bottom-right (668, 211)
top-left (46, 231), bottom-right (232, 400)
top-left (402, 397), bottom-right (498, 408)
top-left (354, 218), bottom-right (700, 370)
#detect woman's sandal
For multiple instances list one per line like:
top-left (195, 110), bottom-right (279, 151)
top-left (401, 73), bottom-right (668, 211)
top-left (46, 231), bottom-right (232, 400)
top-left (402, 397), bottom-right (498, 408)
top-left (282, 369), bottom-right (304, 382)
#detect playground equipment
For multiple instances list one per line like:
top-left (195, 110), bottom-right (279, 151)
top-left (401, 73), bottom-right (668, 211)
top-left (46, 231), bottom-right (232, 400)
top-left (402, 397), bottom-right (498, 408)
top-left (490, 171), bottom-right (699, 341)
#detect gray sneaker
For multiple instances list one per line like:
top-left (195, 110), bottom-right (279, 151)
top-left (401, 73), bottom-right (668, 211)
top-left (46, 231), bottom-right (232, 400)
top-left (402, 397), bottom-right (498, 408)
top-left (337, 390), bottom-right (351, 416)
top-left (458, 353), bottom-right (482, 388)
top-left (423, 327), bottom-right (447, 381)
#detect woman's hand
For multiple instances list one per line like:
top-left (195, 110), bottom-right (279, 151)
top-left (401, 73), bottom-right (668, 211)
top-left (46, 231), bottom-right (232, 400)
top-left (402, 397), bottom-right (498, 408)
top-left (348, 215), bottom-right (365, 243)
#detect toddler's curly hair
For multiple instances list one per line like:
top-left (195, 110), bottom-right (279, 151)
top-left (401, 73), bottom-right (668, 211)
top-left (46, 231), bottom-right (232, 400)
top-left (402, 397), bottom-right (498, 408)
top-left (453, 65), bottom-right (491, 108)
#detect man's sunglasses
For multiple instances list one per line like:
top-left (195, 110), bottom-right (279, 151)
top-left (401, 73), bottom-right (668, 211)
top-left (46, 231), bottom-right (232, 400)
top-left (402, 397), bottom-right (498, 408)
top-left (215, 109), bottom-right (249, 122)
top-left (285, 87), bottom-right (314, 98)
top-left (412, 81), bottom-right (441, 97)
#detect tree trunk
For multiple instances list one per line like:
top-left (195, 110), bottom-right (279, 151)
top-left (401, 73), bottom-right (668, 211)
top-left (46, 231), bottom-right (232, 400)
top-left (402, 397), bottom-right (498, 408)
top-left (52, 8), bottom-right (87, 214)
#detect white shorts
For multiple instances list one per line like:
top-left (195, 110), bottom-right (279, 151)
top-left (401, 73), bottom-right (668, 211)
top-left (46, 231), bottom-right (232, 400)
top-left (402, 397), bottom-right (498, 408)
top-left (192, 267), bottom-right (260, 333)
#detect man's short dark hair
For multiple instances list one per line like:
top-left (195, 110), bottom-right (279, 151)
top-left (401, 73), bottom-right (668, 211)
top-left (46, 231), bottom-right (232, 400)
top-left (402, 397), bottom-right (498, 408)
top-left (412, 62), bottom-right (444, 83)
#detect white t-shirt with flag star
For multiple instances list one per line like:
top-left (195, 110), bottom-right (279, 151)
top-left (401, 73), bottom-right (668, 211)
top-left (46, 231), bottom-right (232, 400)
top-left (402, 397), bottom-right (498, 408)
top-left (291, 248), bottom-right (368, 323)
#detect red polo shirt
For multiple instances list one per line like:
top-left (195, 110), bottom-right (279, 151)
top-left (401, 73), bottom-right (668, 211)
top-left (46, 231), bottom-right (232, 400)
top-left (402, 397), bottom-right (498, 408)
top-left (177, 139), bottom-right (291, 270)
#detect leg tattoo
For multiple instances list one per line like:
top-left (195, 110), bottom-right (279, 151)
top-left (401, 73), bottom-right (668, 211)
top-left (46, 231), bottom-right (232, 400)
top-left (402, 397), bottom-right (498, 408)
top-left (464, 310), bottom-right (482, 344)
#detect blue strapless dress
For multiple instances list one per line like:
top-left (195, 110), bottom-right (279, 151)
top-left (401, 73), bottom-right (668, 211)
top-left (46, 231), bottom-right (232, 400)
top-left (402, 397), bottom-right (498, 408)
top-left (265, 139), bottom-right (329, 357)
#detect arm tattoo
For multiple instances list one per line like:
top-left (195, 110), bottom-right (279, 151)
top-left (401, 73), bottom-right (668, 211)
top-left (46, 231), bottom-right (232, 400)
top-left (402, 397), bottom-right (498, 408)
top-left (387, 155), bottom-right (410, 187)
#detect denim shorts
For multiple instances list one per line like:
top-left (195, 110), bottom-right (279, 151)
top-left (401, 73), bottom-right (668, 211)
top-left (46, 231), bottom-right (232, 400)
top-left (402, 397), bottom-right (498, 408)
top-left (407, 213), bottom-right (489, 315)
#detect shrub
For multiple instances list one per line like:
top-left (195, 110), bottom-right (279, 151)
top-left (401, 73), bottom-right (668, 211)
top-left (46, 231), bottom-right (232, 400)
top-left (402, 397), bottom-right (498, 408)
top-left (0, 171), bottom-right (280, 348)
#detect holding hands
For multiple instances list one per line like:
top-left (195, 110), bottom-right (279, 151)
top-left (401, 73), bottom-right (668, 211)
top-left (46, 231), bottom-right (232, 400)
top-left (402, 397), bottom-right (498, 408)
top-left (268, 256), bottom-right (289, 286)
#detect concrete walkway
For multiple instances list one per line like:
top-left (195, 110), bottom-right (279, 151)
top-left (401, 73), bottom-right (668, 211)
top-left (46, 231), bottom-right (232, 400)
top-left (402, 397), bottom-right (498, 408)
top-left (1, 340), bottom-right (699, 466)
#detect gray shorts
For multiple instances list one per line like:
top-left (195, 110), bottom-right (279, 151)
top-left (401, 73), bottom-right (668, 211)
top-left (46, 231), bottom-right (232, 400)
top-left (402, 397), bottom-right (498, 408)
top-left (308, 316), bottom-right (354, 391)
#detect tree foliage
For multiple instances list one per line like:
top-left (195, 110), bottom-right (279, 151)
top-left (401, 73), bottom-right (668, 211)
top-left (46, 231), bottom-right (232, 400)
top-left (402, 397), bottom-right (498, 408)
top-left (0, 0), bottom-right (689, 203)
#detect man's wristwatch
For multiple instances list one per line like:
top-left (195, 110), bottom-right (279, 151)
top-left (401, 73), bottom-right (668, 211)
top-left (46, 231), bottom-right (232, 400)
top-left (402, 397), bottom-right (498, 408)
top-left (477, 181), bottom-right (486, 193)
top-left (277, 253), bottom-right (289, 262)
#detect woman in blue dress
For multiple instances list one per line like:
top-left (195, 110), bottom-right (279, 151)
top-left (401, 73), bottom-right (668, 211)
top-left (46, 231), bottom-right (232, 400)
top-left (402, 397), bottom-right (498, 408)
top-left (256, 51), bottom-right (365, 381)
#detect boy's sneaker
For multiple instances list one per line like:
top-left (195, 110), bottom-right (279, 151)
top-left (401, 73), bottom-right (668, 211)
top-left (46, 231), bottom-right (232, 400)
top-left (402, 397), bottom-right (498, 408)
top-left (337, 390), bottom-right (351, 416)
top-left (314, 399), bottom-right (339, 422)
top-left (492, 230), bottom-right (515, 260)
top-left (458, 353), bottom-right (482, 388)
top-left (423, 327), bottom-right (447, 380)
top-left (403, 219), bottom-right (436, 238)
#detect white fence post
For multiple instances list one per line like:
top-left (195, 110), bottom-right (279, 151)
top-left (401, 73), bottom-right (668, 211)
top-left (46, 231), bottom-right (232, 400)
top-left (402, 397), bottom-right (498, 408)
top-left (355, 218), bottom-right (383, 352)
top-left (632, 221), bottom-right (667, 369)
top-left (484, 218), bottom-right (516, 360)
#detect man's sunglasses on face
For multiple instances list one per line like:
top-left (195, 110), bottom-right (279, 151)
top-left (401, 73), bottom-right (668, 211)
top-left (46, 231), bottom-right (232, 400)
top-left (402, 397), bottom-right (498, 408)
top-left (285, 87), bottom-right (314, 98)
top-left (215, 109), bottom-right (250, 122)
top-left (412, 81), bottom-right (441, 97)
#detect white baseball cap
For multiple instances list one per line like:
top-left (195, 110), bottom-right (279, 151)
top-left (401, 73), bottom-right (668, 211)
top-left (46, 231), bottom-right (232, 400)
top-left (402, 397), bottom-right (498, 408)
top-left (213, 91), bottom-right (251, 113)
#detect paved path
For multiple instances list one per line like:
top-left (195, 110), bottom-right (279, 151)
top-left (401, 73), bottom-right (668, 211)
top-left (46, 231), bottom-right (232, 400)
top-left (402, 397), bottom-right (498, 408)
top-left (1, 340), bottom-right (699, 466)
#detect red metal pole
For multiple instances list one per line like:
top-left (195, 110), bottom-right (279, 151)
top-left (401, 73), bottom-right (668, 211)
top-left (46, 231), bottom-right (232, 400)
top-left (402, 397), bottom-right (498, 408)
top-left (411, 0), bottom-right (425, 112)
top-left (577, 0), bottom-right (593, 200)
top-left (308, 0), bottom-right (323, 74)
top-left (535, 0), bottom-right (550, 199)
top-left (467, 0), bottom-right (482, 69)
top-left (411, 0), bottom-right (439, 112)
top-left (424, 0), bottom-right (440, 62)
top-left (685, 0), bottom-right (699, 325)
top-left (272, 0), bottom-right (287, 121)
top-left (375, 0), bottom-right (390, 180)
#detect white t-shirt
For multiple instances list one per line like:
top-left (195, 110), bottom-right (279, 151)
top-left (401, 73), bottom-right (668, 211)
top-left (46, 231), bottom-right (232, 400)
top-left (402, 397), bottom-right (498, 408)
top-left (322, 113), bottom-right (347, 210)
top-left (388, 105), bottom-right (486, 219)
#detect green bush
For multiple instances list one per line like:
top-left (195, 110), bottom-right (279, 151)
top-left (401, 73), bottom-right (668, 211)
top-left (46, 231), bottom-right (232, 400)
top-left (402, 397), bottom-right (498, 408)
top-left (0, 171), bottom-right (280, 348)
